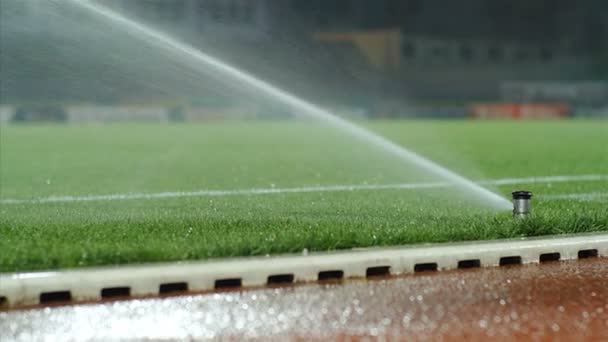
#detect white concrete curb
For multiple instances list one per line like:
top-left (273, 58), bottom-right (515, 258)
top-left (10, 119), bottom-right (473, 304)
top-left (1, 233), bottom-right (607, 308)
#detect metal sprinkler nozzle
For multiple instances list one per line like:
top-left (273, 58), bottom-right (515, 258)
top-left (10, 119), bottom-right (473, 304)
top-left (512, 190), bottom-right (533, 219)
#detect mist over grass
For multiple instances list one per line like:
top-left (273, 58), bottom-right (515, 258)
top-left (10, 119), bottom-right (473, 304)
top-left (1, 120), bottom-right (607, 272)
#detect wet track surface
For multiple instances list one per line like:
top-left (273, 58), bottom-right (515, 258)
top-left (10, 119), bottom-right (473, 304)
top-left (1, 258), bottom-right (607, 340)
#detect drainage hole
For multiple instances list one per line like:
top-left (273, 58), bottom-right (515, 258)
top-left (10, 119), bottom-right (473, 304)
top-left (578, 249), bottom-right (598, 259)
top-left (40, 291), bottom-right (72, 304)
top-left (0, 296), bottom-right (7, 307)
top-left (458, 259), bottom-right (481, 269)
top-left (215, 278), bottom-right (242, 289)
top-left (101, 286), bottom-right (131, 298)
top-left (159, 282), bottom-right (188, 294)
top-left (318, 270), bottom-right (344, 281)
top-left (366, 266), bottom-right (391, 278)
top-left (539, 252), bottom-right (560, 263)
top-left (267, 274), bottom-right (294, 285)
top-left (414, 263), bottom-right (438, 272)
top-left (499, 256), bottom-right (522, 266)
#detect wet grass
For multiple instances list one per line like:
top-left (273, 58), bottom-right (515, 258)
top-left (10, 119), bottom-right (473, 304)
top-left (1, 120), bottom-right (607, 272)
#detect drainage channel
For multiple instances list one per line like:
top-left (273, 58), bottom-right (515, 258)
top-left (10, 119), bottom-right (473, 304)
top-left (1, 233), bottom-right (607, 308)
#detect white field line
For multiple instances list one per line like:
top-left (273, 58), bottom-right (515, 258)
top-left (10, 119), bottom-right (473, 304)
top-left (542, 192), bottom-right (608, 201)
top-left (1, 174), bottom-right (606, 205)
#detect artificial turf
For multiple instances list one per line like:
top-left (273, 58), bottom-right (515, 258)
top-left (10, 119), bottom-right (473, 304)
top-left (1, 120), bottom-right (607, 272)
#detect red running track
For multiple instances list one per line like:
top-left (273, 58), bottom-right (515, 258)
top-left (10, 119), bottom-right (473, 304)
top-left (1, 258), bottom-right (607, 340)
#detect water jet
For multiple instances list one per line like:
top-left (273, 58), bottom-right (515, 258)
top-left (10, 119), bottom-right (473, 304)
top-left (63, 0), bottom-right (511, 210)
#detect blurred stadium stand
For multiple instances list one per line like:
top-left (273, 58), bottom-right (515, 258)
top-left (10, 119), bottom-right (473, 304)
top-left (1, 0), bottom-right (606, 121)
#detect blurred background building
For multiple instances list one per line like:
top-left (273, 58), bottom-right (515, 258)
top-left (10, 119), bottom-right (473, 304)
top-left (1, 0), bottom-right (607, 121)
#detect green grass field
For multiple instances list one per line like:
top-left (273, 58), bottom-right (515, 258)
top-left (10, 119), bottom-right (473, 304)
top-left (1, 120), bottom-right (607, 272)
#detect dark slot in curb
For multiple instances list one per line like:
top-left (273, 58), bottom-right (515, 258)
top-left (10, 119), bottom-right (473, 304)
top-left (267, 274), bottom-right (294, 285)
top-left (578, 249), bottom-right (598, 259)
top-left (318, 270), bottom-right (344, 281)
top-left (159, 282), bottom-right (188, 294)
top-left (539, 252), bottom-right (560, 263)
top-left (0, 296), bottom-right (7, 307)
top-left (101, 287), bottom-right (131, 298)
top-left (215, 278), bottom-right (242, 289)
top-left (499, 256), bottom-right (522, 266)
top-left (458, 259), bottom-right (481, 269)
top-left (366, 266), bottom-right (391, 278)
top-left (40, 291), bottom-right (71, 304)
top-left (414, 263), bottom-right (438, 272)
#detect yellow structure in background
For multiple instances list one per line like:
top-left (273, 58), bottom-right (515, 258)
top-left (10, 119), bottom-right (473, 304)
top-left (313, 29), bottom-right (401, 71)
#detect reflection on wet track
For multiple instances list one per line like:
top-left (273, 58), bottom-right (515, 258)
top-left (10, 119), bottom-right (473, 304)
top-left (2, 259), bottom-right (607, 340)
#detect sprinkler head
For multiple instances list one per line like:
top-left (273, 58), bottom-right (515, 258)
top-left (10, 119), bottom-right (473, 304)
top-left (512, 190), bottom-right (533, 219)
